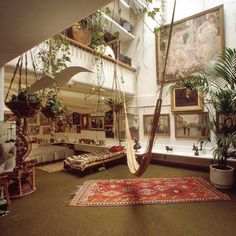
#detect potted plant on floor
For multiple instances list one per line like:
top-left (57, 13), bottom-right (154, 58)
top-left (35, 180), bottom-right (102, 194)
top-left (170, 48), bottom-right (236, 189)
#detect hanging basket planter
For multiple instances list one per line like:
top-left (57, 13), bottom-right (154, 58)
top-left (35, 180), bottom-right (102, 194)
top-left (109, 104), bottom-right (123, 113)
top-left (41, 106), bottom-right (58, 119)
top-left (5, 100), bottom-right (41, 118)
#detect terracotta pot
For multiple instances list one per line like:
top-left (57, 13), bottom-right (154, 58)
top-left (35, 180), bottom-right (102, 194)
top-left (71, 25), bottom-right (92, 46)
top-left (109, 104), bottom-right (123, 113)
top-left (5, 101), bottom-right (41, 118)
top-left (210, 164), bottom-right (234, 189)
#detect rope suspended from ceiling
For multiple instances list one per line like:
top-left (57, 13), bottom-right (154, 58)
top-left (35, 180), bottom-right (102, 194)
top-left (125, 0), bottom-right (177, 176)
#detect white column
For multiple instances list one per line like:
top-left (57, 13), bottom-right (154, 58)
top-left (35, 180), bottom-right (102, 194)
top-left (0, 67), bottom-right (4, 121)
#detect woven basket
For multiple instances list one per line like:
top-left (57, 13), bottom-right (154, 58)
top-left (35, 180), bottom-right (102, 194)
top-left (5, 101), bottom-right (41, 118)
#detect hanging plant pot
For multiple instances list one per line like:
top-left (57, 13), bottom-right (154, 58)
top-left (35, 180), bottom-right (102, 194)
top-left (5, 101), bottom-right (41, 118)
top-left (109, 104), bottom-right (123, 113)
top-left (41, 106), bottom-right (56, 119)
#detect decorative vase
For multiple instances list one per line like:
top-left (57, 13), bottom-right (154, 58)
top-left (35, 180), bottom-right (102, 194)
top-left (5, 101), bottom-right (41, 118)
top-left (210, 164), bottom-right (234, 189)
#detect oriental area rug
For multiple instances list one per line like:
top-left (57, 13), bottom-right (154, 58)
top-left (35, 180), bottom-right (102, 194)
top-left (68, 176), bottom-right (230, 207)
top-left (36, 161), bottom-right (64, 173)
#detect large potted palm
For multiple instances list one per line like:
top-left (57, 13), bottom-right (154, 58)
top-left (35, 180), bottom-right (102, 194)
top-left (171, 48), bottom-right (236, 189)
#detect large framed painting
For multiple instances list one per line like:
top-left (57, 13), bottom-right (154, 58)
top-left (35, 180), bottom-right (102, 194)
top-left (171, 88), bottom-right (203, 112)
top-left (175, 112), bottom-right (209, 139)
top-left (143, 114), bottom-right (170, 136)
top-left (156, 5), bottom-right (224, 83)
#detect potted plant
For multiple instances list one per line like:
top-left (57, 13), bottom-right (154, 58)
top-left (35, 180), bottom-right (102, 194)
top-left (170, 48), bottom-right (236, 189)
top-left (100, 96), bottom-right (124, 112)
top-left (36, 33), bottom-right (71, 118)
top-left (5, 88), bottom-right (41, 118)
top-left (41, 90), bottom-right (67, 120)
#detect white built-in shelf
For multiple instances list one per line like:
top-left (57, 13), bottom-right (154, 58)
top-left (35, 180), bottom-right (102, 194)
top-left (101, 12), bottom-right (135, 42)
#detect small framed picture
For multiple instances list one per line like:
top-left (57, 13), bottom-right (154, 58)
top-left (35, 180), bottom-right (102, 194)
top-left (143, 114), bottom-right (170, 136)
top-left (175, 112), bottom-right (209, 139)
top-left (90, 116), bottom-right (104, 130)
top-left (42, 126), bottom-right (52, 135)
top-left (216, 112), bottom-right (236, 133)
top-left (105, 126), bottom-right (115, 138)
top-left (172, 88), bottom-right (203, 112)
top-left (29, 125), bottom-right (40, 135)
top-left (81, 114), bottom-right (89, 129)
top-left (72, 112), bottom-right (80, 125)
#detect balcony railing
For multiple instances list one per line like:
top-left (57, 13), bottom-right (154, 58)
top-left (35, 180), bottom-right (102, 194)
top-left (5, 37), bottom-right (136, 96)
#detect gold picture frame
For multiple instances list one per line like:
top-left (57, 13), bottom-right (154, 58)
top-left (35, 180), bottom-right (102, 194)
top-left (175, 112), bottom-right (209, 139)
top-left (143, 114), bottom-right (170, 136)
top-left (156, 5), bottom-right (224, 83)
top-left (171, 88), bottom-right (203, 112)
top-left (89, 116), bottom-right (104, 131)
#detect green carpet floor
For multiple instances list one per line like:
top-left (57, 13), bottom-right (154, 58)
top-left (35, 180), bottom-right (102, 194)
top-left (0, 163), bottom-right (236, 236)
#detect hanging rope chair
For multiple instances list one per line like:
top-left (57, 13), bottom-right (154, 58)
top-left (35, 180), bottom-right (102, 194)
top-left (125, 0), bottom-right (177, 177)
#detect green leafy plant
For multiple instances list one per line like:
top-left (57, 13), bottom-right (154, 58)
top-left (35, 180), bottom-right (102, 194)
top-left (10, 88), bottom-right (41, 103)
top-left (41, 89), bottom-right (67, 119)
top-left (170, 48), bottom-right (236, 169)
top-left (37, 33), bottom-right (71, 76)
top-left (76, 11), bottom-right (106, 49)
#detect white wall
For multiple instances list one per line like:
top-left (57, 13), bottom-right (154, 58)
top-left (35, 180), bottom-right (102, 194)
top-left (132, 0), bottom-right (236, 150)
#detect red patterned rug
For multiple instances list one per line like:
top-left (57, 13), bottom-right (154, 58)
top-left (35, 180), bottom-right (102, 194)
top-left (68, 177), bottom-right (230, 207)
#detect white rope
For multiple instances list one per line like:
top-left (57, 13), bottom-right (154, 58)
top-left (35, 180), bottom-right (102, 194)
top-left (120, 72), bottom-right (140, 173)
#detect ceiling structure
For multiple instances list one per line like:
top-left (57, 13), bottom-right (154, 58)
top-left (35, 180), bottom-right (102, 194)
top-left (0, 0), bottom-right (112, 66)
top-left (1, 0), bottom-right (136, 113)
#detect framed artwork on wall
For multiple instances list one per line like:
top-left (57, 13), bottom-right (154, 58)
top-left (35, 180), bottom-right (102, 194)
top-left (90, 116), bottom-right (104, 131)
top-left (143, 114), bottom-right (170, 136)
top-left (171, 88), bottom-right (203, 112)
top-left (29, 125), bottom-right (40, 135)
top-left (42, 126), bottom-right (52, 135)
top-left (81, 114), bottom-right (89, 129)
top-left (104, 110), bottom-right (113, 126)
top-left (72, 112), bottom-right (80, 125)
top-left (105, 126), bottom-right (115, 138)
top-left (156, 5), bottom-right (224, 83)
top-left (216, 112), bottom-right (236, 133)
top-left (174, 112), bottom-right (209, 139)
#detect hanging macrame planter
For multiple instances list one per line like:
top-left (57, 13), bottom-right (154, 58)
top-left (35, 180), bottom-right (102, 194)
top-left (5, 53), bottom-right (42, 134)
top-left (5, 100), bottom-right (41, 118)
top-left (109, 103), bottom-right (123, 113)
